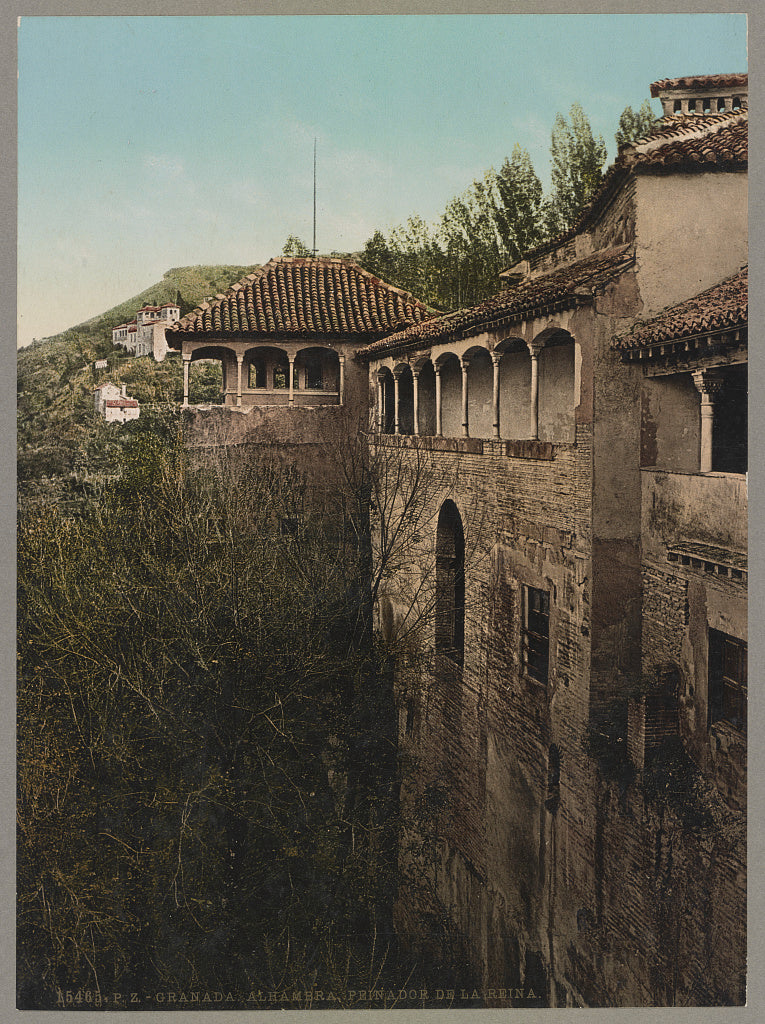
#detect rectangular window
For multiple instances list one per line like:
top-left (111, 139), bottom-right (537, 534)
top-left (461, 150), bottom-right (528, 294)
top-left (708, 629), bottom-right (747, 732)
top-left (523, 586), bottom-right (549, 684)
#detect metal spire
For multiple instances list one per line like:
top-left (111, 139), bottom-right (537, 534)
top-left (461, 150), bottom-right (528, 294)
top-left (312, 138), bottom-right (317, 258)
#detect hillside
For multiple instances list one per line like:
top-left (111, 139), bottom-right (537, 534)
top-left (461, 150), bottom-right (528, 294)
top-left (17, 263), bottom-right (260, 511)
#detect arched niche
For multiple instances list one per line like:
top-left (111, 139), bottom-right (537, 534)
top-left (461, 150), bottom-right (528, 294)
top-left (535, 328), bottom-right (576, 442)
top-left (465, 345), bottom-right (493, 438)
top-left (496, 337), bottom-right (531, 440)
top-left (436, 352), bottom-right (462, 438)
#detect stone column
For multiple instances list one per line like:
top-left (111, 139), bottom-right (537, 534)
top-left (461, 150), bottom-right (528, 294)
top-left (491, 350), bottom-right (501, 439)
top-left (461, 357), bottom-right (470, 438)
top-left (529, 343), bottom-right (542, 440)
top-left (393, 370), bottom-right (401, 435)
top-left (236, 354), bottom-right (244, 408)
top-left (182, 352), bottom-right (191, 407)
top-left (376, 370), bottom-right (386, 433)
top-left (339, 353), bottom-right (346, 406)
top-left (412, 367), bottom-right (421, 436)
top-left (435, 366), bottom-right (443, 436)
top-left (288, 355), bottom-right (296, 407)
top-left (692, 369), bottom-right (724, 473)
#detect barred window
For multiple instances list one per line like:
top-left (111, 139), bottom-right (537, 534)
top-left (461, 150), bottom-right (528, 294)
top-left (708, 629), bottom-right (747, 732)
top-left (523, 586), bottom-right (549, 684)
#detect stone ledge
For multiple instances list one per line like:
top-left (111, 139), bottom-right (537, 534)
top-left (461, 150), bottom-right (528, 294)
top-left (371, 433), bottom-right (558, 460)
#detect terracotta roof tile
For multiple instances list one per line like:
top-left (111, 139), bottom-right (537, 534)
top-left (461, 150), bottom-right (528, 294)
top-left (650, 73), bottom-right (748, 96)
top-left (168, 257), bottom-right (432, 342)
top-left (612, 267), bottom-right (747, 351)
top-left (624, 110), bottom-right (747, 169)
top-left (360, 245), bottom-right (635, 359)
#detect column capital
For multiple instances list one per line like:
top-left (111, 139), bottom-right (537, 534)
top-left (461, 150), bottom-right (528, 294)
top-left (460, 356), bottom-right (470, 371)
top-left (236, 352), bottom-right (244, 364)
top-left (490, 349), bottom-right (502, 366)
top-left (692, 368), bottom-right (725, 396)
top-left (392, 364), bottom-right (409, 379)
top-left (182, 351), bottom-right (192, 362)
top-left (527, 340), bottom-right (544, 358)
top-left (375, 368), bottom-right (389, 383)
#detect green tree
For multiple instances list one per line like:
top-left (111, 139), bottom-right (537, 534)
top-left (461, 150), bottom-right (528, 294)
top-left (282, 234), bottom-right (312, 257)
top-left (18, 426), bottom-right (461, 1007)
top-left (545, 102), bottom-right (608, 237)
top-left (493, 144), bottom-right (545, 265)
top-left (615, 99), bottom-right (657, 149)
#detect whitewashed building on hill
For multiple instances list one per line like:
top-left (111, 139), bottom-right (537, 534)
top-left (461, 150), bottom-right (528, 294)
top-left (93, 382), bottom-right (140, 423)
top-left (112, 301), bottom-right (180, 360)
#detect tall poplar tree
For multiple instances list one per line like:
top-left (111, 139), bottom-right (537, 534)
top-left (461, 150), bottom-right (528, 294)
top-left (615, 100), bottom-right (657, 149)
top-left (545, 102), bottom-right (607, 237)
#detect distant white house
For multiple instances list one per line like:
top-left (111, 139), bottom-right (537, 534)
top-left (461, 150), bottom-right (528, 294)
top-left (93, 382), bottom-right (140, 423)
top-left (112, 301), bottom-right (180, 361)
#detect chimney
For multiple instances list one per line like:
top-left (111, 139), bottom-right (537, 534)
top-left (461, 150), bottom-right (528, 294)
top-left (650, 73), bottom-right (747, 118)
top-left (121, 384), bottom-right (126, 397)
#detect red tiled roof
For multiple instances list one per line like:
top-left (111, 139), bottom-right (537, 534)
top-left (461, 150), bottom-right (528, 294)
top-left (360, 245), bottom-right (635, 358)
top-left (105, 398), bottom-right (139, 408)
top-left (612, 267), bottom-right (747, 351)
top-left (623, 109), bottom-right (747, 169)
top-left (167, 257), bottom-right (432, 342)
top-left (650, 73), bottom-right (747, 96)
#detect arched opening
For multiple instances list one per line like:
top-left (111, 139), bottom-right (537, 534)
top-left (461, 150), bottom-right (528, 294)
top-left (465, 346), bottom-right (493, 438)
top-left (496, 338), bottom-right (531, 440)
top-left (295, 346), bottom-right (340, 398)
top-left (416, 360), bottom-right (436, 436)
top-left (435, 500), bottom-right (465, 665)
top-left (243, 346), bottom-right (290, 399)
top-left (188, 346), bottom-right (229, 404)
top-left (376, 368), bottom-right (395, 433)
top-left (437, 353), bottom-right (462, 437)
top-left (394, 364), bottom-right (414, 435)
top-left (537, 330), bottom-right (576, 442)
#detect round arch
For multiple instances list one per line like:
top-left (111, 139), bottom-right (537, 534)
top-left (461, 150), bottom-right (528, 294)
top-left (435, 352), bottom-right (462, 438)
top-left (393, 362), bottom-right (415, 435)
top-left (532, 328), bottom-right (576, 442)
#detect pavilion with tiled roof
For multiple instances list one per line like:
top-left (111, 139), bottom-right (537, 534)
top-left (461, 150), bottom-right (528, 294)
top-left (165, 256), bottom-right (432, 409)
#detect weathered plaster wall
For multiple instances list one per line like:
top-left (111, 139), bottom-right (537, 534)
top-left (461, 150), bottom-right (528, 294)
top-left (635, 172), bottom-right (748, 315)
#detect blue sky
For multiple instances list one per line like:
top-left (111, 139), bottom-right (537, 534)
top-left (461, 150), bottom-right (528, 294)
top-left (17, 14), bottom-right (747, 349)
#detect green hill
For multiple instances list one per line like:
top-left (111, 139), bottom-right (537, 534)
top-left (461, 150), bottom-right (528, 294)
top-left (17, 264), bottom-right (260, 511)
